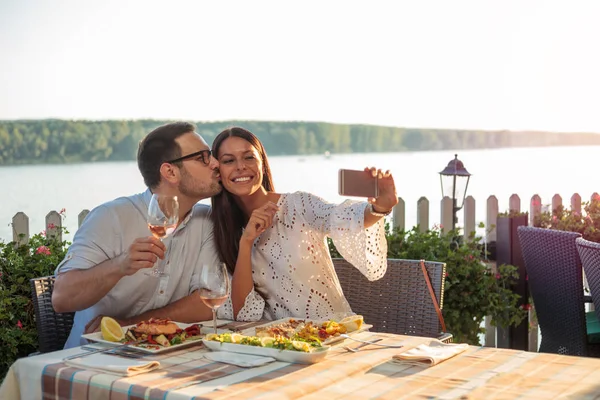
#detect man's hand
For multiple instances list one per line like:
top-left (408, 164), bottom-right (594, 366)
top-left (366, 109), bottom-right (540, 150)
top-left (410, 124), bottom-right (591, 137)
top-left (84, 314), bottom-right (130, 334)
top-left (119, 236), bottom-right (166, 276)
top-left (241, 202), bottom-right (279, 245)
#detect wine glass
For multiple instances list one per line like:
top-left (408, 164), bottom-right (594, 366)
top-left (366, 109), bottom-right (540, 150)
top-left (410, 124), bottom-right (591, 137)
top-left (198, 263), bottom-right (230, 334)
top-left (145, 194), bottom-right (179, 277)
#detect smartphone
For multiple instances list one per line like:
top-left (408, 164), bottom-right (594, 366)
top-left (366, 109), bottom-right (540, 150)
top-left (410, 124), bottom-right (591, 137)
top-left (338, 169), bottom-right (378, 198)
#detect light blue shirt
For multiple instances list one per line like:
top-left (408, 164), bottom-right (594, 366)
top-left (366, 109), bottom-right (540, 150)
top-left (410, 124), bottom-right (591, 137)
top-left (56, 189), bottom-right (221, 348)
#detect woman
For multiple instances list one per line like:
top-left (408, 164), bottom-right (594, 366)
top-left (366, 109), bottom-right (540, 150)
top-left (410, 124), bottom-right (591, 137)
top-left (211, 127), bottom-right (398, 321)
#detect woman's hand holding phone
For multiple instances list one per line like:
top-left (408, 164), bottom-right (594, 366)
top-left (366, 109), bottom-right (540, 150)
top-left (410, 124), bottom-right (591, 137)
top-left (365, 166), bottom-right (398, 214)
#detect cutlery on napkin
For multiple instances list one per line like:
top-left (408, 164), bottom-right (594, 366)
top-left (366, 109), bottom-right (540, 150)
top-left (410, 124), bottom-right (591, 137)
top-left (65, 353), bottom-right (160, 376)
top-left (203, 352), bottom-right (276, 368)
top-left (391, 339), bottom-right (469, 367)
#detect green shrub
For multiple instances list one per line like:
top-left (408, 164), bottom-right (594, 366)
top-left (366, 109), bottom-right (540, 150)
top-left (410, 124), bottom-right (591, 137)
top-left (0, 225), bottom-right (70, 379)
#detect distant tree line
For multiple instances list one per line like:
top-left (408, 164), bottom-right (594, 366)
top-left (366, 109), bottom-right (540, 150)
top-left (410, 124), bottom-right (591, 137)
top-left (1, 119), bottom-right (599, 166)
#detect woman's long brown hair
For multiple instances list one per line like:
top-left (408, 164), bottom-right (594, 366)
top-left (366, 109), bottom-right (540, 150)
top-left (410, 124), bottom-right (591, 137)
top-left (211, 127), bottom-right (275, 274)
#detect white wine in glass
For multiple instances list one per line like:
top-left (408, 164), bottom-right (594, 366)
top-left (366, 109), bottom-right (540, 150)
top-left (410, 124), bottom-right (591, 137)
top-left (145, 194), bottom-right (179, 277)
top-left (199, 263), bottom-right (230, 334)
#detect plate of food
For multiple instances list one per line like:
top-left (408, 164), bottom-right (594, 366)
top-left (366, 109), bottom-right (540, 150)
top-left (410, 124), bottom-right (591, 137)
top-left (82, 317), bottom-right (224, 353)
top-left (202, 332), bottom-right (330, 364)
top-left (240, 314), bottom-right (370, 346)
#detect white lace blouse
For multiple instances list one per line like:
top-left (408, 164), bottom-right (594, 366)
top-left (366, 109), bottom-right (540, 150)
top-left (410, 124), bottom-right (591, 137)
top-left (247, 191), bottom-right (388, 321)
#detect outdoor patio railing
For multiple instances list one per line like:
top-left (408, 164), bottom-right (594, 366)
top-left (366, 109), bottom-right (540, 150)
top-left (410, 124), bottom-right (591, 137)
top-left (7, 191), bottom-right (599, 350)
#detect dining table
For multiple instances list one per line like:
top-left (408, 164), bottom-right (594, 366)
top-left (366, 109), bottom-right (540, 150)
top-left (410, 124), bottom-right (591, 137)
top-left (3, 320), bottom-right (600, 399)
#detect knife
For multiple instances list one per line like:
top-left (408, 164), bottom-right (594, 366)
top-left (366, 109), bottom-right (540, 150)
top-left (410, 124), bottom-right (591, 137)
top-left (63, 340), bottom-right (147, 361)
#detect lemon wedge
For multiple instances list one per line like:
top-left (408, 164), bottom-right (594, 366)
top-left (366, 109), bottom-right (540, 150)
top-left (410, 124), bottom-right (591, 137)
top-left (291, 340), bottom-right (312, 353)
top-left (260, 337), bottom-right (276, 347)
top-left (100, 317), bottom-right (124, 342)
top-left (230, 333), bottom-right (245, 344)
top-left (205, 333), bottom-right (219, 341)
top-left (339, 315), bottom-right (364, 332)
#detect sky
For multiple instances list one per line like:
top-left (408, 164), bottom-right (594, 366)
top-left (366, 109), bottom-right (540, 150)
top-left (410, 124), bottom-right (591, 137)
top-left (1, 0), bottom-right (600, 133)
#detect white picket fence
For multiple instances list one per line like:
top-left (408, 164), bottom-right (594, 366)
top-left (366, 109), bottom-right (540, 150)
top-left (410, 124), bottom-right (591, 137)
top-left (8, 191), bottom-right (598, 349)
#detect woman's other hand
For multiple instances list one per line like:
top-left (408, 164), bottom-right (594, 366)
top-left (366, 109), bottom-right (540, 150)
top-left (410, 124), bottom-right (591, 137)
top-left (365, 166), bottom-right (398, 213)
top-left (241, 201), bottom-right (279, 245)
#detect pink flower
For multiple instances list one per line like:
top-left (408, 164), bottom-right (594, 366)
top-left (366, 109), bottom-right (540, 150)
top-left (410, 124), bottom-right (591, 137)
top-left (495, 273), bottom-right (501, 279)
top-left (41, 230), bottom-right (46, 237)
top-left (439, 224), bottom-right (444, 229)
top-left (47, 223), bottom-right (56, 229)
top-left (552, 216), bottom-right (557, 221)
top-left (445, 272), bottom-right (449, 277)
top-left (531, 199), bottom-right (541, 207)
top-left (36, 246), bottom-right (51, 256)
top-left (59, 208), bottom-right (66, 215)
top-left (17, 320), bottom-right (23, 329)
top-left (521, 304), bottom-right (532, 311)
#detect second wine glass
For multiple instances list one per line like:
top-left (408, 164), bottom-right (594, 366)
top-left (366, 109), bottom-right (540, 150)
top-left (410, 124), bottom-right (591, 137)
top-left (198, 262), bottom-right (230, 334)
top-left (146, 193), bottom-right (179, 278)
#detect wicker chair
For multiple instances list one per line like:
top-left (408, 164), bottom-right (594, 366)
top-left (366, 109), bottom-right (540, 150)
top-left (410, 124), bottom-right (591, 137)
top-left (30, 276), bottom-right (75, 353)
top-left (575, 237), bottom-right (600, 344)
top-left (333, 258), bottom-right (451, 342)
top-left (517, 226), bottom-right (600, 357)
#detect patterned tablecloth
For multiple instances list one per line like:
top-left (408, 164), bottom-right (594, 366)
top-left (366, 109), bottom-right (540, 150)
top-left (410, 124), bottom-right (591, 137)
top-left (3, 321), bottom-right (600, 399)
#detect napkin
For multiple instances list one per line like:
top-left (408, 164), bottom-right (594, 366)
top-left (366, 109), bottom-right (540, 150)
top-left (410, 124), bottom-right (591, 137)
top-left (391, 339), bottom-right (469, 367)
top-left (203, 352), bottom-right (276, 368)
top-left (65, 353), bottom-right (160, 376)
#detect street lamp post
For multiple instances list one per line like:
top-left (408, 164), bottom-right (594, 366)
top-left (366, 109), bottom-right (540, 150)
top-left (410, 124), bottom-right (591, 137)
top-left (439, 154), bottom-right (471, 231)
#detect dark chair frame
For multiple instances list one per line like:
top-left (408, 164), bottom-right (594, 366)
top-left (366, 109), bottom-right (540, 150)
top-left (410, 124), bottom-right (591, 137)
top-left (333, 258), bottom-right (451, 342)
top-left (517, 226), bottom-right (600, 357)
top-left (576, 237), bottom-right (600, 327)
top-left (30, 276), bottom-right (74, 353)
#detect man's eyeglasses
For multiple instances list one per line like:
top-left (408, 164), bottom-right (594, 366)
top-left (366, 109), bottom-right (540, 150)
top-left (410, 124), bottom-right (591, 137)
top-left (167, 149), bottom-right (212, 165)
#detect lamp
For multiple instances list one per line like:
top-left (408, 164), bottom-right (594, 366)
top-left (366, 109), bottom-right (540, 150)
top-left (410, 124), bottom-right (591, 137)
top-left (439, 154), bottom-right (471, 231)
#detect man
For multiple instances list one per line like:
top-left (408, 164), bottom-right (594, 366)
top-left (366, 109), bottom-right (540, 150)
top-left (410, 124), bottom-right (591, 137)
top-left (52, 122), bottom-right (262, 348)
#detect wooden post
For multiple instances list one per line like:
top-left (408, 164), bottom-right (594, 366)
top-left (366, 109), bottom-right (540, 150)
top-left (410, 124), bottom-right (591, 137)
top-left (571, 193), bottom-right (582, 214)
top-left (392, 198), bottom-right (405, 231)
top-left (417, 197), bottom-right (429, 233)
top-left (530, 194), bottom-right (542, 226)
top-left (46, 211), bottom-right (62, 242)
top-left (486, 196), bottom-right (498, 243)
top-left (12, 212), bottom-right (29, 246)
top-left (440, 196), bottom-right (453, 235)
top-left (496, 211), bottom-right (529, 351)
top-left (463, 196), bottom-right (476, 239)
top-left (509, 194), bottom-right (521, 212)
top-left (552, 194), bottom-right (562, 212)
top-left (484, 261), bottom-right (498, 348)
top-left (78, 210), bottom-right (90, 228)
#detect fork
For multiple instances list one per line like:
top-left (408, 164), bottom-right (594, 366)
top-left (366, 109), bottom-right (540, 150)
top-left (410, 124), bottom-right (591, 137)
top-left (344, 338), bottom-right (383, 352)
top-left (80, 346), bottom-right (145, 359)
top-left (340, 334), bottom-right (404, 348)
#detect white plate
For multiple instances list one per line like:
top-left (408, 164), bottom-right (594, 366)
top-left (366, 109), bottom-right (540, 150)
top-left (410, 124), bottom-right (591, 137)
top-left (240, 317), bottom-right (372, 346)
top-left (202, 339), bottom-right (330, 364)
top-left (82, 322), bottom-right (229, 354)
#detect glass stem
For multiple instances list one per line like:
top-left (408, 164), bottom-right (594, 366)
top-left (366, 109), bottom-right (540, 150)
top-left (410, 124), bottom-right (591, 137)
top-left (212, 308), bottom-right (218, 335)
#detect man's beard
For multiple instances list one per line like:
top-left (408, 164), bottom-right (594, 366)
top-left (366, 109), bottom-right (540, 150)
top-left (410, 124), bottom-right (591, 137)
top-left (179, 171), bottom-right (223, 200)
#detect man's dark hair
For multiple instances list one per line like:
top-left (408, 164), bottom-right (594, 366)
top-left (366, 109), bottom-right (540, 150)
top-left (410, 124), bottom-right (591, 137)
top-left (137, 122), bottom-right (195, 188)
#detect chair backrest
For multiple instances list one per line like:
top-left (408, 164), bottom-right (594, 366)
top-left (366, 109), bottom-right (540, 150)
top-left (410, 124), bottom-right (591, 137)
top-left (30, 276), bottom-right (74, 353)
top-left (576, 237), bottom-right (600, 325)
top-left (517, 226), bottom-right (587, 356)
top-left (333, 258), bottom-right (446, 338)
